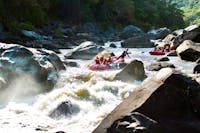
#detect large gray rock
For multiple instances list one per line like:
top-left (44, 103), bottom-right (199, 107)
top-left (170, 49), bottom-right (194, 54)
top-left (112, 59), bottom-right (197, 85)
top-left (65, 41), bottom-right (104, 60)
top-left (77, 23), bottom-right (101, 34)
top-left (156, 57), bottom-right (170, 62)
top-left (153, 24), bottom-right (200, 49)
top-left (194, 64), bottom-right (200, 74)
top-left (166, 50), bottom-right (177, 56)
top-left (21, 30), bottom-right (45, 40)
top-left (49, 101), bottom-right (73, 118)
top-left (121, 35), bottom-right (152, 48)
top-left (147, 62), bottom-right (175, 71)
top-left (113, 60), bottom-right (145, 83)
top-left (76, 33), bottom-right (103, 44)
top-left (176, 40), bottom-right (200, 62)
top-left (0, 77), bottom-right (7, 91)
top-left (0, 43), bottom-right (65, 92)
top-left (147, 27), bottom-right (171, 39)
top-left (49, 100), bottom-right (80, 119)
top-left (93, 68), bottom-right (200, 133)
top-left (107, 112), bottom-right (164, 133)
top-left (119, 25), bottom-right (144, 39)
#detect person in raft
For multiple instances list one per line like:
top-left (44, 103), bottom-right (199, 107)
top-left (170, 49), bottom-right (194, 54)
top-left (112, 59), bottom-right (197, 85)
top-left (95, 56), bottom-right (100, 64)
top-left (117, 49), bottom-right (130, 59)
top-left (95, 56), bottom-right (111, 65)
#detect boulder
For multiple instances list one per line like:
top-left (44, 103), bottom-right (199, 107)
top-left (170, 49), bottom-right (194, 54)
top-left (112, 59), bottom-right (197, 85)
top-left (196, 77), bottom-right (200, 84)
top-left (76, 33), bottom-right (103, 44)
top-left (64, 61), bottom-right (79, 67)
top-left (152, 24), bottom-right (200, 49)
top-left (147, 27), bottom-right (171, 39)
top-left (55, 131), bottom-right (66, 133)
top-left (194, 64), bottom-right (200, 74)
top-left (119, 25), bottom-right (144, 39)
top-left (103, 28), bottom-right (118, 40)
top-left (156, 57), bottom-right (170, 62)
top-left (166, 50), bottom-right (177, 56)
top-left (147, 62), bottom-right (175, 71)
top-left (113, 60), bottom-right (145, 83)
top-left (118, 62), bottom-right (127, 69)
top-left (93, 68), bottom-right (200, 133)
top-left (110, 43), bottom-right (117, 48)
top-left (78, 22), bottom-right (100, 34)
top-left (121, 35), bottom-right (152, 48)
top-left (0, 77), bottom-right (7, 91)
top-left (0, 43), bottom-right (65, 92)
top-left (21, 30), bottom-right (45, 40)
top-left (49, 101), bottom-right (72, 118)
top-left (65, 41), bottom-right (104, 60)
top-left (176, 40), bottom-right (200, 62)
top-left (196, 58), bottom-right (200, 64)
top-left (184, 24), bottom-right (200, 42)
top-left (107, 112), bottom-right (164, 133)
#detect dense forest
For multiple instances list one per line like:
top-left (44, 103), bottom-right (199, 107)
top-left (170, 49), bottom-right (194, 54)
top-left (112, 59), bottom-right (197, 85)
top-left (0, 0), bottom-right (198, 34)
top-left (171, 0), bottom-right (200, 24)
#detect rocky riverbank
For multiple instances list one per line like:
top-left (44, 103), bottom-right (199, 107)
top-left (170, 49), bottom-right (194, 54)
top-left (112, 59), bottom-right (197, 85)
top-left (0, 23), bottom-right (199, 132)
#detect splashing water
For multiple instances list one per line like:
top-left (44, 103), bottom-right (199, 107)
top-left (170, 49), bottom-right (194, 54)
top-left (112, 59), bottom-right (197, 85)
top-left (0, 47), bottom-right (196, 133)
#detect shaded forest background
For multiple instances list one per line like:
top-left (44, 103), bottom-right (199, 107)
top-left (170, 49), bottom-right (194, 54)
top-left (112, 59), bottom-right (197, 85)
top-left (0, 0), bottom-right (199, 34)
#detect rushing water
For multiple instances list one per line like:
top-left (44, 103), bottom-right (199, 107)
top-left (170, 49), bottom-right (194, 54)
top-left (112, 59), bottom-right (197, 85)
top-left (0, 44), bottom-right (197, 133)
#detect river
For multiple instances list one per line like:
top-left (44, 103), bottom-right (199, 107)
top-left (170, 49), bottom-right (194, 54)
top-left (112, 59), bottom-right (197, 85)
top-left (0, 43), bottom-right (196, 133)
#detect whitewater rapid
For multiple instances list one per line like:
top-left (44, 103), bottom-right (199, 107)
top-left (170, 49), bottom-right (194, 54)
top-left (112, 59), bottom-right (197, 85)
top-left (0, 46), bottom-right (196, 133)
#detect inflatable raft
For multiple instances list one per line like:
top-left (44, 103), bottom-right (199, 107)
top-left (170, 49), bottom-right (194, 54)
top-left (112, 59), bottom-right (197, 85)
top-left (149, 50), bottom-right (165, 55)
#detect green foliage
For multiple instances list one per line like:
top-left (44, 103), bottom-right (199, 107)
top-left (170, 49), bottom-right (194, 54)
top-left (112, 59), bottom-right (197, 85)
top-left (19, 22), bottom-right (36, 31)
top-left (0, 0), bottom-right (187, 33)
top-left (81, 0), bottom-right (185, 30)
top-left (0, 0), bottom-right (48, 34)
top-left (172, 0), bottom-right (200, 25)
top-left (82, 0), bottom-right (135, 28)
top-left (133, 0), bottom-right (185, 30)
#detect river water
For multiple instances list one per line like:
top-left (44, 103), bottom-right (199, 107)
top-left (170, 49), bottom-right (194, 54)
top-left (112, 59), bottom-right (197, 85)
top-left (0, 43), bottom-right (197, 133)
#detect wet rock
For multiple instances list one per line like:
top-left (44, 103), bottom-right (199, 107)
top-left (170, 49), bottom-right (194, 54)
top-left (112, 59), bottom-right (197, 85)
top-left (176, 40), bottom-right (200, 62)
top-left (196, 58), bottom-right (200, 64)
top-left (119, 25), bottom-right (144, 39)
top-left (121, 34), bottom-right (152, 48)
top-left (147, 62), bottom-right (175, 71)
top-left (49, 101), bottom-right (72, 118)
top-left (94, 68), bottom-right (200, 133)
top-left (147, 27), bottom-right (171, 39)
top-left (113, 60), bottom-right (145, 82)
top-left (156, 57), bottom-right (169, 62)
top-left (118, 62), bottom-right (127, 69)
top-left (152, 24), bottom-right (200, 49)
top-left (65, 41), bottom-right (104, 60)
top-left (195, 77), bottom-right (200, 84)
top-left (0, 77), bottom-right (7, 91)
top-left (107, 112), bottom-right (164, 133)
top-left (79, 22), bottom-right (100, 34)
top-left (21, 30), bottom-right (45, 40)
top-left (167, 50), bottom-right (177, 56)
top-left (76, 33), bottom-right (103, 44)
top-left (194, 64), bottom-right (200, 74)
top-left (0, 43), bottom-right (65, 92)
top-left (55, 131), bottom-right (66, 133)
top-left (110, 43), bottom-right (117, 48)
top-left (104, 28), bottom-right (118, 40)
top-left (64, 61), bottom-right (79, 67)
